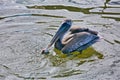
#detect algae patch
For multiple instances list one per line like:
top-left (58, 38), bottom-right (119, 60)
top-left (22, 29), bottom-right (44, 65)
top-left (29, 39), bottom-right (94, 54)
top-left (27, 5), bottom-right (92, 14)
top-left (48, 47), bottom-right (103, 66)
top-left (54, 47), bottom-right (103, 59)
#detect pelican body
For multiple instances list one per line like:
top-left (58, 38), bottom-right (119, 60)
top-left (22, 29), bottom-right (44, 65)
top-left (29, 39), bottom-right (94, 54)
top-left (42, 19), bottom-right (99, 54)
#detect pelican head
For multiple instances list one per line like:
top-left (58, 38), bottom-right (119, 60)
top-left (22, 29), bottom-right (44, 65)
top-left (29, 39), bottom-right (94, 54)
top-left (41, 19), bottom-right (72, 54)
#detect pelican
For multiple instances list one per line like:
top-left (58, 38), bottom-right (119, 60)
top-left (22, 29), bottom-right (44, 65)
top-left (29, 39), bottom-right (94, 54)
top-left (41, 19), bottom-right (100, 54)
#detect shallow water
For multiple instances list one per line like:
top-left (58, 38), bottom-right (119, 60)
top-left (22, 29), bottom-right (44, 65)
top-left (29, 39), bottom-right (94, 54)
top-left (0, 0), bottom-right (120, 80)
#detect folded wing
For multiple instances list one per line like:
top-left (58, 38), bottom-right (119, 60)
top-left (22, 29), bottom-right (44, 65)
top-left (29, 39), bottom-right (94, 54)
top-left (61, 32), bottom-right (99, 53)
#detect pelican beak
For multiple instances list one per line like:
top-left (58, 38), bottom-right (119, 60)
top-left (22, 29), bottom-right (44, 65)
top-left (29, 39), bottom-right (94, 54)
top-left (47, 19), bottom-right (72, 48)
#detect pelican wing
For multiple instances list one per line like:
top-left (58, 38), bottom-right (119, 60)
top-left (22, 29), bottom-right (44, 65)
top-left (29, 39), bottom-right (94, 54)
top-left (61, 32), bottom-right (99, 53)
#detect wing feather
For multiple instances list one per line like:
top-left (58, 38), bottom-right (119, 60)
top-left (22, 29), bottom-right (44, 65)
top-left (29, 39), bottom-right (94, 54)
top-left (62, 32), bottom-right (99, 53)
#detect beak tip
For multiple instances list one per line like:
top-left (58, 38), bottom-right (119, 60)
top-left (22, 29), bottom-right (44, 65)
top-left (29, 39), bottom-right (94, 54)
top-left (41, 48), bottom-right (49, 54)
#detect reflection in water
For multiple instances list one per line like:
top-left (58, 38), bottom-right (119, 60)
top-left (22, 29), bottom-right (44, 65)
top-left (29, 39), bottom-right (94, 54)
top-left (0, 14), bottom-right (32, 20)
top-left (102, 0), bottom-right (120, 21)
top-left (109, 0), bottom-right (120, 5)
top-left (52, 69), bottom-right (82, 78)
top-left (32, 14), bottom-right (65, 18)
top-left (27, 3), bottom-right (120, 21)
top-left (103, 0), bottom-right (111, 9)
top-left (90, 0), bottom-right (120, 21)
top-left (27, 5), bottom-right (92, 14)
top-left (40, 47), bottom-right (104, 77)
top-left (49, 47), bottom-right (103, 66)
top-left (114, 40), bottom-right (120, 44)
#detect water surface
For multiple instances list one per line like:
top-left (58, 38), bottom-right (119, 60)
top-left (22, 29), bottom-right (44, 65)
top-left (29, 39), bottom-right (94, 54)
top-left (0, 0), bottom-right (120, 80)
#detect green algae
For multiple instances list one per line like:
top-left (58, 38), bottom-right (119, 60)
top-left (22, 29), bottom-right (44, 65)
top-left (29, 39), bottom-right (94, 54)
top-left (54, 47), bottom-right (103, 59)
top-left (27, 5), bottom-right (92, 14)
top-left (48, 47), bottom-right (103, 66)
